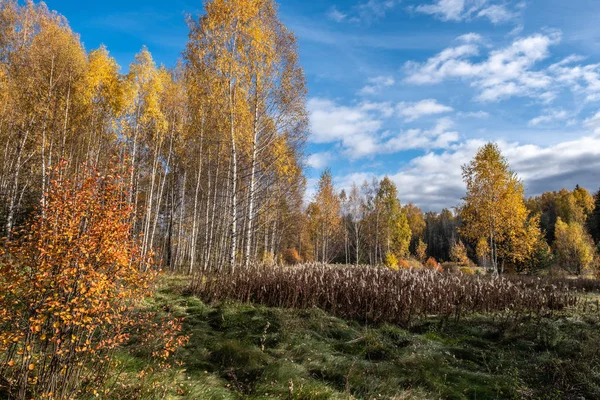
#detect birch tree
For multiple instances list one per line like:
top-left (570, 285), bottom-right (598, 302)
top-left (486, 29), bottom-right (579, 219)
top-left (459, 143), bottom-right (531, 274)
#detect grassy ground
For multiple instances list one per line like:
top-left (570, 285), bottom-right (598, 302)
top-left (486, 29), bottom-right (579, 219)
top-left (110, 275), bottom-right (600, 400)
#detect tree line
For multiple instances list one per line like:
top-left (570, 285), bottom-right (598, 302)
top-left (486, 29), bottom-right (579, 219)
top-left (305, 144), bottom-right (600, 275)
top-left (0, 0), bottom-right (308, 273)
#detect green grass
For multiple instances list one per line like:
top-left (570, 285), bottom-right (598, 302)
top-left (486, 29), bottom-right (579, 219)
top-left (108, 275), bottom-right (600, 399)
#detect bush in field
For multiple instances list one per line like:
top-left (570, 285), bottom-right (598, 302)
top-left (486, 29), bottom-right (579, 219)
top-left (384, 253), bottom-right (398, 270)
top-left (415, 239), bottom-right (428, 264)
top-left (0, 163), bottom-right (185, 400)
top-left (554, 218), bottom-right (596, 275)
top-left (450, 240), bottom-right (471, 266)
top-left (280, 248), bottom-right (302, 265)
top-left (441, 262), bottom-right (459, 273)
top-left (459, 266), bottom-right (476, 275)
top-left (425, 257), bottom-right (442, 272)
top-left (523, 239), bottom-right (554, 274)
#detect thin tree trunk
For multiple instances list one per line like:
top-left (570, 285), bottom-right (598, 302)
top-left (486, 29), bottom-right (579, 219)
top-left (60, 76), bottom-right (72, 160)
top-left (189, 155), bottom-right (203, 274)
top-left (355, 221), bottom-right (360, 265)
top-left (244, 93), bottom-right (259, 268)
top-left (142, 137), bottom-right (162, 256)
top-left (344, 220), bottom-right (348, 264)
top-left (6, 130), bottom-right (29, 235)
top-left (375, 210), bottom-right (379, 264)
top-left (229, 81), bottom-right (238, 271)
top-left (40, 56), bottom-right (56, 218)
top-left (188, 109), bottom-right (205, 273)
top-left (149, 132), bottom-right (173, 255)
top-left (129, 101), bottom-right (142, 221)
top-left (219, 154), bottom-right (233, 271)
top-left (175, 171), bottom-right (186, 270)
top-left (205, 144), bottom-right (221, 271)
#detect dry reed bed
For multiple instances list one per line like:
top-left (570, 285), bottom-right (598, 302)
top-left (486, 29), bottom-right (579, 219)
top-left (507, 275), bottom-right (600, 293)
top-left (190, 264), bottom-right (584, 326)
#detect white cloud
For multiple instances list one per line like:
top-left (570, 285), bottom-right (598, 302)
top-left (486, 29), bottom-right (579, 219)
top-left (357, 0), bottom-right (401, 20)
top-left (328, 0), bottom-right (400, 23)
top-left (308, 98), bottom-right (387, 158)
top-left (457, 110), bottom-right (490, 118)
top-left (404, 43), bottom-right (481, 84)
top-left (528, 109), bottom-right (570, 126)
top-left (334, 172), bottom-right (375, 194)
top-left (583, 112), bottom-right (600, 134)
top-left (456, 32), bottom-right (484, 43)
top-left (415, 0), bottom-right (522, 25)
top-left (509, 24), bottom-right (524, 36)
top-left (304, 177), bottom-right (319, 203)
top-left (415, 0), bottom-right (475, 22)
top-left (360, 101), bottom-right (396, 117)
top-left (548, 56), bottom-right (600, 102)
top-left (397, 99), bottom-right (454, 121)
top-left (308, 98), bottom-right (459, 159)
top-left (385, 117), bottom-right (460, 151)
top-left (327, 7), bottom-right (347, 22)
top-left (477, 4), bottom-right (516, 24)
top-left (359, 75), bottom-right (396, 95)
top-left (503, 137), bottom-right (600, 195)
top-left (307, 152), bottom-right (334, 169)
top-left (404, 32), bottom-right (561, 102)
top-left (331, 135), bottom-right (600, 211)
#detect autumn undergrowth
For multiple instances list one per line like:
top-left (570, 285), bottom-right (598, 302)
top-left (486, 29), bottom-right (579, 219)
top-left (106, 274), bottom-right (600, 400)
top-left (0, 163), bottom-right (188, 400)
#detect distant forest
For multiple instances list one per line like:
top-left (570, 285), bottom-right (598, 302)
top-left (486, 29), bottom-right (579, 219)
top-left (308, 145), bottom-right (600, 276)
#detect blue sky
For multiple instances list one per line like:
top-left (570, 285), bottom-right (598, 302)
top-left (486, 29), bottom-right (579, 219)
top-left (45, 0), bottom-right (600, 211)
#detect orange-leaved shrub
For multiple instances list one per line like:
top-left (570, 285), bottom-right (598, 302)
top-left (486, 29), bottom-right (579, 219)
top-left (425, 257), bottom-right (443, 272)
top-left (0, 162), bottom-right (184, 399)
top-left (280, 248), bottom-right (303, 265)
